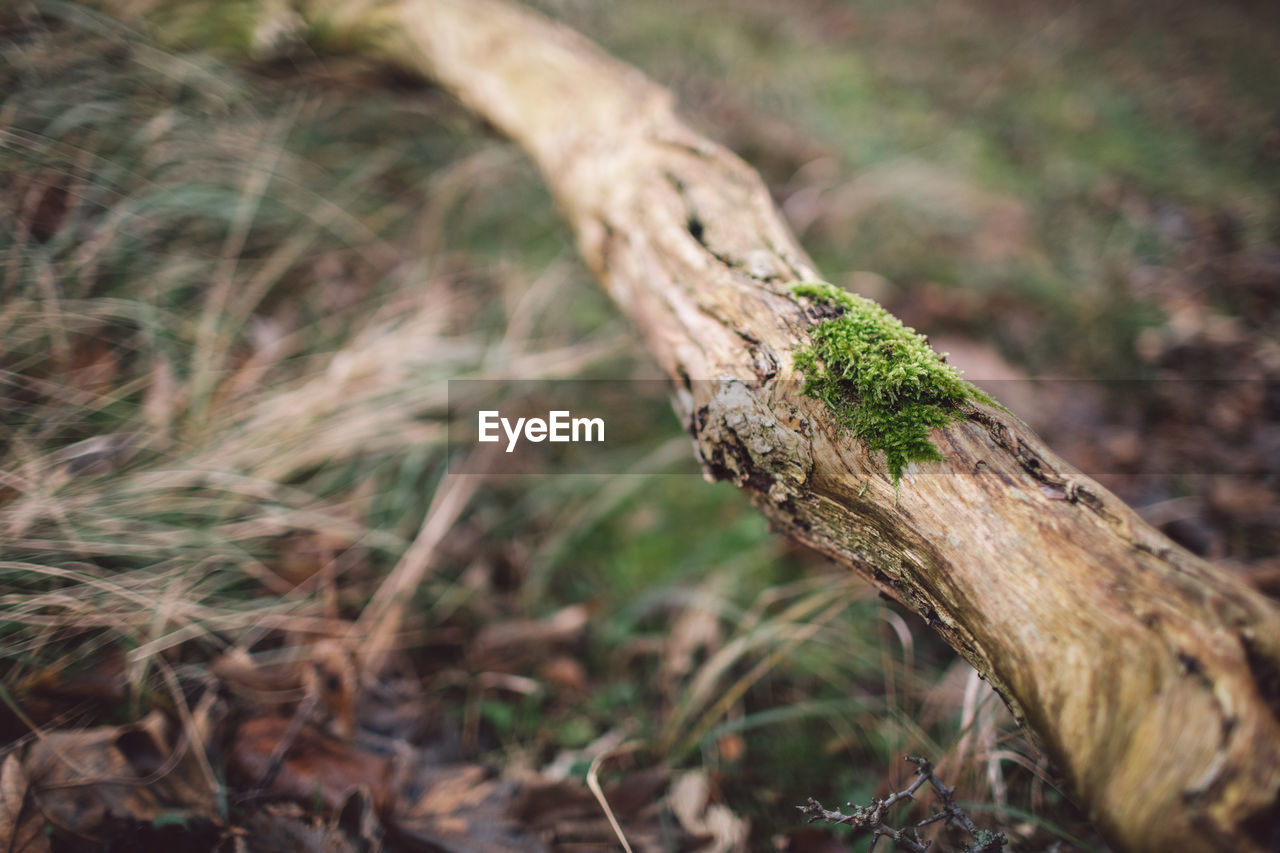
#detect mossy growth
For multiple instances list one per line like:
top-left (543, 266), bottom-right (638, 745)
top-left (790, 281), bottom-right (992, 485)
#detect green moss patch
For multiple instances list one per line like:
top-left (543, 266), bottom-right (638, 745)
top-left (791, 281), bottom-right (991, 485)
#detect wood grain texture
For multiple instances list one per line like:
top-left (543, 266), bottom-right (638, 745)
top-left (112, 0), bottom-right (1280, 848)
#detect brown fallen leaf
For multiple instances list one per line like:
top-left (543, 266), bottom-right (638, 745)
top-left (230, 717), bottom-right (393, 813)
top-left (668, 770), bottom-right (748, 853)
top-left (213, 640), bottom-right (358, 737)
top-left (0, 754), bottom-right (51, 853)
top-left (305, 640), bottom-right (359, 740)
top-left (211, 647), bottom-right (306, 709)
top-left (661, 595), bottom-right (722, 696)
top-left (237, 800), bottom-right (364, 853)
top-left (392, 764), bottom-right (542, 853)
top-left (716, 732), bottom-right (746, 764)
top-left (513, 767), bottom-right (689, 852)
top-left (539, 655), bottom-right (588, 695)
top-left (232, 716), bottom-right (544, 851)
top-left (353, 677), bottom-right (441, 743)
top-left (12, 647), bottom-right (128, 730)
top-left (18, 710), bottom-right (220, 846)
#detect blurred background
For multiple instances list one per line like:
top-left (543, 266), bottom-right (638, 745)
top-left (1, 0), bottom-right (1277, 849)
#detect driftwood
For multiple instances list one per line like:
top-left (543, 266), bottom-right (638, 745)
top-left (106, 1), bottom-right (1280, 850)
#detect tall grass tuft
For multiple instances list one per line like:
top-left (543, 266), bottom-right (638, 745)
top-left (0, 3), bottom-right (614, 689)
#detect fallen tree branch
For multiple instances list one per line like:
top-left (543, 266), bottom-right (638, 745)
top-left (97, 1), bottom-right (1280, 850)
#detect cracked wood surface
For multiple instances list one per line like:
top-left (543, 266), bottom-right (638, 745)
top-left (111, 0), bottom-right (1280, 849)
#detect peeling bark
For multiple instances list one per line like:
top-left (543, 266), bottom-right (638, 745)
top-left (103, 1), bottom-right (1280, 850)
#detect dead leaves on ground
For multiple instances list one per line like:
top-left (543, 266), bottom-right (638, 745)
top-left (0, 628), bottom-right (751, 852)
top-left (0, 708), bottom-right (221, 852)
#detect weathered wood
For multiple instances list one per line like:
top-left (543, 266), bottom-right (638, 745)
top-left (109, 0), bottom-right (1280, 849)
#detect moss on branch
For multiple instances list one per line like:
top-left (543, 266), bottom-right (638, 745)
top-left (791, 281), bottom-right (992, 485)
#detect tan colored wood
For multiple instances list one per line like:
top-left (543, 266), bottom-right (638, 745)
top-left (106, 0), bottom-right (1280, 848)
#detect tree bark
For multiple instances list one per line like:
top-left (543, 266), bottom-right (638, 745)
top-left (114, 1), bottom-right (1280, 850)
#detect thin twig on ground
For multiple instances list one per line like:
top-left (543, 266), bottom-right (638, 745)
top-left (799, 755), bottom-right (1006, 853)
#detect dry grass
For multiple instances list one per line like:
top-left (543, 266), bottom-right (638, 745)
top-left (0, 4), bottom-right (623, 683)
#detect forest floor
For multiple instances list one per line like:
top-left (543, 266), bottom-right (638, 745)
top-left (1, 0), bottom-right (1277, 850)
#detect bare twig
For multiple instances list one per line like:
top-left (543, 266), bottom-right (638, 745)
top-left (799, 756), bottom-right (1006, 853)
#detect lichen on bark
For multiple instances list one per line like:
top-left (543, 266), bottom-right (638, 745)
top-left (790, 281), bottom-right (992, 484)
